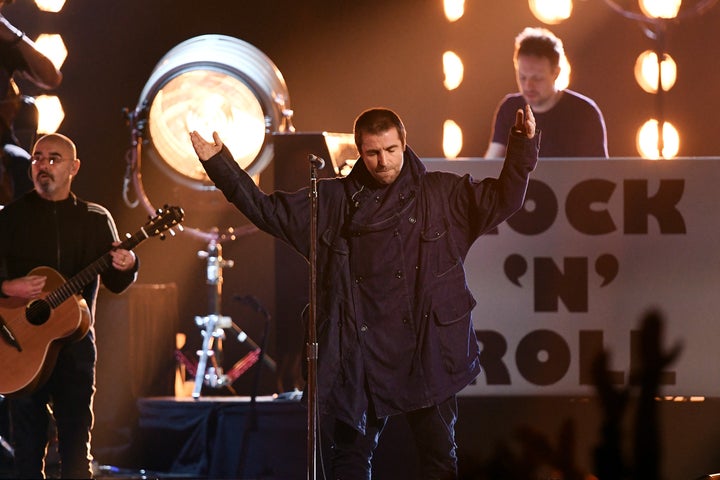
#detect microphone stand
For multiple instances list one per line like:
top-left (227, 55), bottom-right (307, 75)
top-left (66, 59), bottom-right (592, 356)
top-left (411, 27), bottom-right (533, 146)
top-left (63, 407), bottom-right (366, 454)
top-left (306, 154), bottom-right (323, 480)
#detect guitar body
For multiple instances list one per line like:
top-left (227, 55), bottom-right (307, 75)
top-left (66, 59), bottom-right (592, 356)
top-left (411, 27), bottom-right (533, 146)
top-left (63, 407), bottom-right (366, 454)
top-left (0, 266), bottom-right (91, 397)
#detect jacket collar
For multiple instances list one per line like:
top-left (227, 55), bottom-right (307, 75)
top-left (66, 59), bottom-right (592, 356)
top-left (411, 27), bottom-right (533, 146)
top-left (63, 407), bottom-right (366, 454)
top-left (345, 146), bottom-right (424, 233)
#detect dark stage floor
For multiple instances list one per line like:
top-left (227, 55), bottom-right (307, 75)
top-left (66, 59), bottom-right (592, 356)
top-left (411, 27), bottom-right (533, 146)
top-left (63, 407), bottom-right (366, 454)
top-left (4, 395), bottom-right (720, 479)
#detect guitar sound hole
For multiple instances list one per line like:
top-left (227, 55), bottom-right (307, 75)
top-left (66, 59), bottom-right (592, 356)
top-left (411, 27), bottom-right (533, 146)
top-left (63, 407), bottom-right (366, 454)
top-left (26, 299), bottom-right (51, 326)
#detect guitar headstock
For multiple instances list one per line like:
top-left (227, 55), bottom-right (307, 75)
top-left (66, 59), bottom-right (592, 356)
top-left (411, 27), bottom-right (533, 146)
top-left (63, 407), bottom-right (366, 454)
top-left (145, 205), bottom-right (185, 239)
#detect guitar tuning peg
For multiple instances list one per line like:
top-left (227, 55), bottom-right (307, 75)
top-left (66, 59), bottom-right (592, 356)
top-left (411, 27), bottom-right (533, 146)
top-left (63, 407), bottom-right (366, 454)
top-left (125, 233), bottom-right (131, 239)
top-left (159, 233), bottom-right (167, 241)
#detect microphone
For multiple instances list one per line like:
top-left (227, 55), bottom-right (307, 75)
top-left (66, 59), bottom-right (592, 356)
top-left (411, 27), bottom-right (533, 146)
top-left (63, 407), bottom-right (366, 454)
top-left (308, 154), bottom-right (325, 170)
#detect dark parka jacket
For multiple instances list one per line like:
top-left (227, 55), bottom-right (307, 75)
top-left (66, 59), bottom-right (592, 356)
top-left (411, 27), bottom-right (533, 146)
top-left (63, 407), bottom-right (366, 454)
top-left (201, 130), bottom-right (539, 433)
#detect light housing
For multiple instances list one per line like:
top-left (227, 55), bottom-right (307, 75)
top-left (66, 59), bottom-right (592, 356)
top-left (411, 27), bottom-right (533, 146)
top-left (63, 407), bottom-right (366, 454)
top-left (136, 34), bottom-right (293, 190)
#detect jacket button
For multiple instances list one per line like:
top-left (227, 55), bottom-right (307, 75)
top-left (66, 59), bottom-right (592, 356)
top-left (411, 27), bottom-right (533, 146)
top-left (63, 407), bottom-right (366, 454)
top-left (408, 217), bottom-right (416, 224)
top-left (395, 270), bottom-right (403, 279)
top-left (355, 276), bottom-right (363, 284)
top-left (360, 324), bottom-right (368, 332)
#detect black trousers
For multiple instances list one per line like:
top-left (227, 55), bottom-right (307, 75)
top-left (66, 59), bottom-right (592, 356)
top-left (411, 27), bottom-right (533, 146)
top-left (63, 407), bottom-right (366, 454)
top-left (322, 395), bottom-right (459, 480)
top-left (9, 333), bottom-right (96, 479)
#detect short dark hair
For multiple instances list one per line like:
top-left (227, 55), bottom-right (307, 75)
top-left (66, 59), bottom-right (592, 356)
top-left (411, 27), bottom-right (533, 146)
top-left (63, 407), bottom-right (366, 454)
top-left (353, 108), bottom-right (406, 152)
top-left (514, 27), bottom-right (565, 69)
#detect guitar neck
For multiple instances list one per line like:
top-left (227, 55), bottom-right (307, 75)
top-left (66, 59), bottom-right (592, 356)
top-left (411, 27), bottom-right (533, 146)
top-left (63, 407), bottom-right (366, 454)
top-left (44, 229), bottom-right (148, 309)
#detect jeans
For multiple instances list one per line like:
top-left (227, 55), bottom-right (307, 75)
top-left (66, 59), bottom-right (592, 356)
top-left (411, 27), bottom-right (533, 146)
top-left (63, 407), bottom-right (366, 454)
top-left (322, 395), bottom-right (459, 480)
top-left (9, 334), bottom-right (96, 479)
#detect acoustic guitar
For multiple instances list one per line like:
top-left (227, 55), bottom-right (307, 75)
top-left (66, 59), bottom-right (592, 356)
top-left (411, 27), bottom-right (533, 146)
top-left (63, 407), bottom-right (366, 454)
top-left (0, 205), bottom-right (184, 397)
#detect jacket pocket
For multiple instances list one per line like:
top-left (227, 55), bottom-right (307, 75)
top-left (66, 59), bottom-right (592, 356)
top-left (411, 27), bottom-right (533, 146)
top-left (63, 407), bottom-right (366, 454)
top-left (432, 289), bottom-right (478, 373)
top-left (420, 223), bottom-right (459, 278)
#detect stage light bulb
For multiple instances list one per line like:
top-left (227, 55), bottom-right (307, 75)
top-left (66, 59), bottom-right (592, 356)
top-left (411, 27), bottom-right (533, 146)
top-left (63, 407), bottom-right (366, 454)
top-left (634, 50), bottom-right (677, 93)
top-left (443, 51), bottom-right (464, 91)
top-left (33, 34), bottom-right (67, 70)
top-left (528, 0), bottom-right (573, 24)
top-left (34, 0), bottom-right (65, 13)
top-left (636, 119), bottom-right (680, 159)
top-left (34, 95), bottom-right (64, 133)
top-left (443, 119), bottom-right (463, 159)
top-left (639, 0), bottom-right (682, 18)
top-left (444, 0), bottom-right (465, 22)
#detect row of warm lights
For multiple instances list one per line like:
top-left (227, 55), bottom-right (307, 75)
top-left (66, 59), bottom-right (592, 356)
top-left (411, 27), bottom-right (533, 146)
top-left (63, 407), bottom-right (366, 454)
top-left (27, 0), bottom-right (67, 134)
top-left (529, 0), bottom-right (684, 159)
top-left (529, 0), bottom-right (682, 23)
top-left (441, 0), bottom-right (573, 158)
top-left (442, 0), bottom-right (465, 159)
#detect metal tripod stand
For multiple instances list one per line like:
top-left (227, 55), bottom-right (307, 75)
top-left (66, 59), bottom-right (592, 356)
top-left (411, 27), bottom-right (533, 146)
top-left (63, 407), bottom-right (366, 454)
top-left (192, 234), bottom-right (276, 399)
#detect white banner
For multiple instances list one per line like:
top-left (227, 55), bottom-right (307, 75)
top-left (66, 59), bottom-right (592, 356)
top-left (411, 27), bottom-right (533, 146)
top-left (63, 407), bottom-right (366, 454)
top-left (424, 158), bottom-right (720, 396)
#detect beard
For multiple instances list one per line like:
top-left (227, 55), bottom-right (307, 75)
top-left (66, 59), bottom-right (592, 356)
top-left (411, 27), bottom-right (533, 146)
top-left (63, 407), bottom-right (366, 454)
top-left (34, 172), bottom-right (55, 194)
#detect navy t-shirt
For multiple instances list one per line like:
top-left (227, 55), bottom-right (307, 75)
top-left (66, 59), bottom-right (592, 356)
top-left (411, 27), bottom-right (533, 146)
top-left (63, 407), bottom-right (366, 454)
top-left (490, 89), bottom-right (608, 157)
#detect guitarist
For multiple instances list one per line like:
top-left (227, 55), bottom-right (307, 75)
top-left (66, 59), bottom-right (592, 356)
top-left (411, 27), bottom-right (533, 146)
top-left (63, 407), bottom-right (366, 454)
top-left (1, 0), bottom-right (63, 206)
top-left (0, 133), bottom-right (138, 479)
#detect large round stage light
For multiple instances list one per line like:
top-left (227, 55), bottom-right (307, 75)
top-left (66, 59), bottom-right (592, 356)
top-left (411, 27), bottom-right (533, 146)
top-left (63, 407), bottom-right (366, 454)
top-left (136, 34), bottom-right (292, 190)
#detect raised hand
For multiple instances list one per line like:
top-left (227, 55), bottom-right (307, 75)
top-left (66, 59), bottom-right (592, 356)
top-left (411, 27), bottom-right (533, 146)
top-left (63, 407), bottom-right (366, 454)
top-left (514, 104), bottom-right (536, 139)
top-left (189, 131), bottom-right (223, 161)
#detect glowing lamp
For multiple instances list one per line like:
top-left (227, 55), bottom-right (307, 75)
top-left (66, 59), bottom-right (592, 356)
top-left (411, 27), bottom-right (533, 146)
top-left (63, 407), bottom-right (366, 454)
top-left (634, 50), bottom-right (677, 93)
top-left (639, 0), bottom-right (682, 18)
top-left (636, 119), bottom-right (680, 159)
top-left (34, 0), bottom-right (65, 13)
top-left (136, 34), bottom-right (293, 190)
top-left (528, 0), bottom-right (574, 24)
top-left (442, 51), bottom-right (464, 91)
top-left (33, 34), bottom-right (67, 70)
top-left (442, 119), bottom-right (463, 159)
top-left (34, 95), bottom-right (64, 134)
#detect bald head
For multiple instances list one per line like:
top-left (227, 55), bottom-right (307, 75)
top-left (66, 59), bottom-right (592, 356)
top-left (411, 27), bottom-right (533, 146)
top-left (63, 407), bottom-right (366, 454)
top-left (31, 133), bottom-right (80, 201)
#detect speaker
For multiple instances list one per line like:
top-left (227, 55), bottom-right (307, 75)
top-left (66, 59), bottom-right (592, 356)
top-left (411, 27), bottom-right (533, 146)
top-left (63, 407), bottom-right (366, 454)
top-left (93, 283), bottom-right (179, 466)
